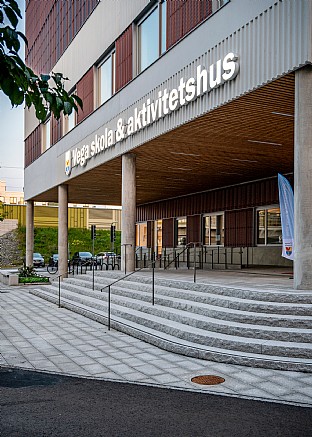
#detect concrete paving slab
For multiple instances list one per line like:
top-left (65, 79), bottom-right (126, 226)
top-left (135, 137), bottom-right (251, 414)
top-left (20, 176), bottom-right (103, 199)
top-left (1, 284), bottom-right (312, 408)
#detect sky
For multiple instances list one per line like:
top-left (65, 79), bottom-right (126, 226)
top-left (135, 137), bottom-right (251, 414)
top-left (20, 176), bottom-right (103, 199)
top-left (0, 0), bottom-right (25, 192)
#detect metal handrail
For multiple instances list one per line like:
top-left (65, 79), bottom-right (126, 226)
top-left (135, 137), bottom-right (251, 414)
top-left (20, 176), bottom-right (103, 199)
top-left (101, 254), bottom-right (156, 330)
top-left (164, 242), bottom-right (201, 270)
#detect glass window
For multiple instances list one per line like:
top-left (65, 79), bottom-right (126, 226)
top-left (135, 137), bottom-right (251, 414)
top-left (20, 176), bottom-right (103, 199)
top-left (136, 222), bottom-right (147, 247)
top-left (161, 0), bottom-right (167, 54)
top-left (9, 197), bottom-right (17, 204)
top-left (98, 52), bottom-right (114, 106)
top-left (64, 109), bottom-right (76, 134)
top-left (257, 207), bottom-right (282, 245)
top-left (176, 217), bottom-right (187, 246)
top-left (43, 118), bottom-right (51, 151)
top-left (204, 214), bottom-right (224, 246)
top-left (212, 0), bottom-right (230, 13)
top-left (155, 219), bottom-right (162, 255)
top-left (138, 1), bottom-right (167, 73)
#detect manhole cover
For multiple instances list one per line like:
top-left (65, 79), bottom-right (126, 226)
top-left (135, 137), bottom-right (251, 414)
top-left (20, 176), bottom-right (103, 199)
top-left (191, 375), bottom-right (225, 385)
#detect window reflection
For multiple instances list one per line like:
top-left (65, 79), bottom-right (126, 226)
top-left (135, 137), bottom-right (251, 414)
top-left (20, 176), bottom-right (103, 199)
top-left (176, 217), bottom-right (187, 246)
top-left (204, 214), bottom-right (224, 246)
top-left (99, 54), bottom-right (114, 105)
top-left (257, 207), bottom-right (281, 245)
top-left (139, 8), bottom-right (158, 72)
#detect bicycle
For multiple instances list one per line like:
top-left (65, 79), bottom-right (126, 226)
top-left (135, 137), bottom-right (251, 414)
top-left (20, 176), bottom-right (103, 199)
top-left (47, 261), bottom-right (73, 275)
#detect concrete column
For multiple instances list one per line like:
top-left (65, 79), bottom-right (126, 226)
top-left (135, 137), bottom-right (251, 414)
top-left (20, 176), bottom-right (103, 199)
top-left (25, 200), bottom-right (34, 267)
top-left (294, 66), bottom-right (312, 289)
top-left (58, 185), bottom-right (68, 279)
top-left (121, 154), bottom-right (136, 273)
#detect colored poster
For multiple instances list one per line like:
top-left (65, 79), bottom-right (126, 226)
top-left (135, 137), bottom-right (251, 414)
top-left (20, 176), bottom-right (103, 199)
top-left (278, 174), bottom-right (294, 260)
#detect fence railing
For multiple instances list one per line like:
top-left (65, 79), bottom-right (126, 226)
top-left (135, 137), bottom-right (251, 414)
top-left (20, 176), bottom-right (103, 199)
top-left (135, 245), bottom-right (248, 271)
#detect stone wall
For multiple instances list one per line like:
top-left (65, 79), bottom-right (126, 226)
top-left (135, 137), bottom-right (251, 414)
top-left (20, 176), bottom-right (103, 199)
top-left (0, 229), bottom-right (22, 267)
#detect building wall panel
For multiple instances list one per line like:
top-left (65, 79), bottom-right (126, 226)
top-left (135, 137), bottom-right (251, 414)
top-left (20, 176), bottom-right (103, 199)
top-left (186, 214), bottom-right (201, 245)
top-left (25, 0), bottom-right (310, 200)
top-left (115, 25), bottom-right (133, 92)
top-left (162, 218), bottom-right (174, 248)
top-left (51, 115), bottom-right (63, 146)
top-left (76, 68), bottom-right (94, 123)
top-left (25, 0), bottom-right (99, 74)
top-left (136, 177), bottom-right (281, 222)
top-left (25, 125), bottom-right (42, 168)
top-left (224, 208), bottom-right (254, 247)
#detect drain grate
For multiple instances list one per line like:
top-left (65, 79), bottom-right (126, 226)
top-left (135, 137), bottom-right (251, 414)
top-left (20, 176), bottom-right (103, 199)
top-left (191, 375), bottom-right (225, 385)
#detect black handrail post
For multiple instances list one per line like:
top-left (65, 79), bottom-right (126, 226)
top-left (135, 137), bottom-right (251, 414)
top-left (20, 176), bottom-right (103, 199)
top-left (194, 244), bottom-right (196, 282)
top-left (92, 260), bottom-right (95, 290)
top-left (152, 252), bottom-right (155, 305)
top-left (108, 284), bottom-right (111, 330)
top-left (58, 275), bottom-right (61, 308)
top-left (211, 249), bottom-right (214, 269)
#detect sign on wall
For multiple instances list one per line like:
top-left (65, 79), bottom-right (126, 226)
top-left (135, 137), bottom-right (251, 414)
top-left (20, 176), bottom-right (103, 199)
top-left (65, 52), bottom-right (239, 176)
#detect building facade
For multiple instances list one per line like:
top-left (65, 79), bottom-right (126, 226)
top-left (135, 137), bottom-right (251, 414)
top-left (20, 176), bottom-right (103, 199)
top-left (24, 0), bottom-right (312, 288)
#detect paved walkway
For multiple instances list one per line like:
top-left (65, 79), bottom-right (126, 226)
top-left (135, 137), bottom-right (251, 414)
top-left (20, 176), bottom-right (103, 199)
top-left (1, 274), bottom-right (312, 409)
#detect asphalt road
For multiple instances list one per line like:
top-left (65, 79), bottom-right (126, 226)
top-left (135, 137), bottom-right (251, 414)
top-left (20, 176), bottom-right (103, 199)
top-left (0, 368), bottom-right (312, 437)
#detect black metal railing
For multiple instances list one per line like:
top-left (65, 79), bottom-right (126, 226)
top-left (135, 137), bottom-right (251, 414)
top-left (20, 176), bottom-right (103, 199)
top-left (136, 245), bottom-right (249, 272)
top-left (100, 254), bottom-right (156, 330)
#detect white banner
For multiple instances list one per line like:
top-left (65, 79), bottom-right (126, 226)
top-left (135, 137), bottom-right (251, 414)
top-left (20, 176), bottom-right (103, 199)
top-left (278, 174), bottom-right (294, 260)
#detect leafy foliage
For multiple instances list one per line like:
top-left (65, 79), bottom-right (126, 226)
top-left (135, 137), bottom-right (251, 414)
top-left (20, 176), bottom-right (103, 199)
top-left (17, 226), bottom-right (121, 262)
top-left (18, 264), bottom-right (38, 277)
top-left (19, 275), bottom-right (49, 283)
top-left (0, 0), bottom-right (82, 120)
top-left (0, 201), bottom-right (5, 221)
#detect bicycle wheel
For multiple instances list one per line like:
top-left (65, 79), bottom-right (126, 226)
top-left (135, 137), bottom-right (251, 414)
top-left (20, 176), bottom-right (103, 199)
top-left (47, 264), bottom-right (58, 274)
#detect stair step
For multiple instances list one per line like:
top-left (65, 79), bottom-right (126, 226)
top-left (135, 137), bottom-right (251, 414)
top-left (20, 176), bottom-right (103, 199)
top-left (30, 286), bottom-right (312, 372)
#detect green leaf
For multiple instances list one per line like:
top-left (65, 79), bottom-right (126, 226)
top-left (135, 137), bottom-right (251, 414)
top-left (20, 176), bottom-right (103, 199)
top-left (25, 93), bottom-right (32, 108)
top-left (40, 74), bottom-right (50, 82)
top-left (72, 94), bottom-right (83, 109)
top-left (7, 0), bottom-right (22, 19)
top-left (12, 86), bottom-right (24, 105)
top-left (17, 30), bottom-right (27, 46)
top-left (63, 101), bottom-right (72, 115)
top-left (55, 96), bottom-right (63, 110)
top-left (4, 6), bottom-right (18, 28)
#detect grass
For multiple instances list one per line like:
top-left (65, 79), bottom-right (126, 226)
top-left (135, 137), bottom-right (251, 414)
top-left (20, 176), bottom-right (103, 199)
top-left (17, 226), bottom-right (121, 263)
top-left (19, 276), bottom-right (50, 284)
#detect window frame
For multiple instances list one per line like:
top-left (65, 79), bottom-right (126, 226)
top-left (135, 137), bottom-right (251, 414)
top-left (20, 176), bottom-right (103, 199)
top-left (137, 0), bottom-right (167, 74)
top-left (42, 117), bottom-right (51, 152)
top-left (256, 205), bottom-right (282, 246)
top-left (203, 212), bottom-right (225, 247)
top-left (97, 49), bottom-right (115, 107)
top-left (175, 216), bottom-right (187, 247)
top-left (63, 90), bottom-right (77, 135)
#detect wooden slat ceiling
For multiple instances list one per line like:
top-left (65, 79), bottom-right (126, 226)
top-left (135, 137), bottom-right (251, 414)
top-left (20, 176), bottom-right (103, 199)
top-left (34, 73), bottom-right (295, 205)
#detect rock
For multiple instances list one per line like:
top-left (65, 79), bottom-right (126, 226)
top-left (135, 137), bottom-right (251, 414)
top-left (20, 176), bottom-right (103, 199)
top-left (0, 229), bottom-right (23, 267)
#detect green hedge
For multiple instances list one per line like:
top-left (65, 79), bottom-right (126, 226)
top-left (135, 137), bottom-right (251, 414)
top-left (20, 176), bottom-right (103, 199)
top-left (19, 276), bottom-right (49, 284)
top-left (17, 226), bottom-right (121, 263)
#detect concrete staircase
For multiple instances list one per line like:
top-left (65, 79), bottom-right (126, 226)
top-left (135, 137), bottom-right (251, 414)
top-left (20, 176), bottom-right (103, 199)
top-left (30, 270), bottom-right (312, 372)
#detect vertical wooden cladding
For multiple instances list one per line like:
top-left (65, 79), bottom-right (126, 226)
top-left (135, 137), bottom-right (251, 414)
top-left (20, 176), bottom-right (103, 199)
top-left (162, 218), bottom-right (174, 248)
top-left (24, 125), bottom-right (42, 168)
top-left (136, 178), bottom-right (280, 222)
top-left (224, 209), bottom-right (254, 247)
top-left (51, 115), bottom-right (63, 146)
top-left (146, 221), bottom-right (154, 248)
top-left (167, 0), bottom-right (212, 49)
top-left (25, 0), bottom-right (99, 74)
top-left (115, 26), bottom-right (133, 92)
top-left (187, 215), bottom-right (201, 245)
top-left (76, 68), bottom-right (94, 123)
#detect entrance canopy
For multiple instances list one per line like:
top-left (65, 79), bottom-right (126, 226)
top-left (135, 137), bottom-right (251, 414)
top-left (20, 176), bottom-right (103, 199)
top-left (33, 74), bottom-right (294, 206)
